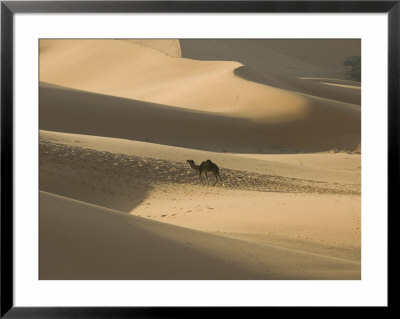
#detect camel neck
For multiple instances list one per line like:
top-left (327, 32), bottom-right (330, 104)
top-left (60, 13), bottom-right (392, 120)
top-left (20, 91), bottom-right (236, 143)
top-left (188, 162), bottom-right (200, 170)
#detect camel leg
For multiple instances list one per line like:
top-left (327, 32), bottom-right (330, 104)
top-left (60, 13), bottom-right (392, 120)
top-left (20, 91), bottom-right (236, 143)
top-left (205, 172), bottom-right (209, 185)
top-left (212, 173), bottom-right (218, 186)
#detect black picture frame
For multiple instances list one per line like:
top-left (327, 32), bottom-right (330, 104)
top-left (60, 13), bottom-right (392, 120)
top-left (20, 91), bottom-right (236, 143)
top-left (1, 0), bottom-right (397, 317)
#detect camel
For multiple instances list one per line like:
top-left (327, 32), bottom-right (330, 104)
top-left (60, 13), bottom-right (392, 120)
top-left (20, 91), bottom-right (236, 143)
top-left (187, 159), bottom-right (222, 185)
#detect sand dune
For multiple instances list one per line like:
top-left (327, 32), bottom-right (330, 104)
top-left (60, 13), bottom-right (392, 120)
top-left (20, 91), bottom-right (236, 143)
top-left (40, 39), bottom-right (360, 117)
top-left (40, 39), bottom-right (361, 153)
top-left (39, 39), bottom-right (361, 280)
top-left (40, 191), bottom-right (262, 280)
top-left (40, 82), bottom-right (360, 153)
top-left (40, 191), bottom-right (359, 280)
top-left (180, 39), bottom-right (361, 78)
top-left (40, 130), bottom-right (360, 185)
top-left (235, 66), bottom-right (361, 105)
top-left (40, 131), bottom-right (360, 264)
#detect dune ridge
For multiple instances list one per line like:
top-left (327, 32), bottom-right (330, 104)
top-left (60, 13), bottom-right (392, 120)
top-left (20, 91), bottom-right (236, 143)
top-left (40, 82), bottom-right (360, 153)
top-left (39, 40), bottom-right (360, 117)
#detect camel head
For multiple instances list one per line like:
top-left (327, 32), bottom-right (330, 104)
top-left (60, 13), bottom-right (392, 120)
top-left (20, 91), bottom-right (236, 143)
top-left (186, 160), bottom-right (198, 170)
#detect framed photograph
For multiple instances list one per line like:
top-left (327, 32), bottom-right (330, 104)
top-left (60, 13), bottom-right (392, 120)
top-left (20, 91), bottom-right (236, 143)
top-left (1, 0), bottom-right (396, 317)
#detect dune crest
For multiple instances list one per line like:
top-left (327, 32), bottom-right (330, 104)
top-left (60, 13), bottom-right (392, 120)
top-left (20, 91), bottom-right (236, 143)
top-left (126, 39), bottom-right (182, 58)
top-left (40, 82), bottom-right (360, 153)
top-left (39, 39), bottom-right (325, 119)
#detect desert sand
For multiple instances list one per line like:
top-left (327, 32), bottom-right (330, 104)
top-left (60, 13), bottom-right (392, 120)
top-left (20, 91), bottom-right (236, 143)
top-left (39, 39), bottom-right (361, 279)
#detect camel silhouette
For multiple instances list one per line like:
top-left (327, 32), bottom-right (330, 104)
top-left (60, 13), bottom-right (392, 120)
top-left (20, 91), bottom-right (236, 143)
top-left (187, 159), bottom-right (222, 185)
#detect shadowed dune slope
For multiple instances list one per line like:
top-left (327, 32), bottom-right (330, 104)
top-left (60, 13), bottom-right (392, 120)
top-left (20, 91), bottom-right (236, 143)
top-left (39, 191), bottom-right (262, 279)
top-left (234, 66), bottom-right (361, 105)
top-left (40, 82), bottom-right (360, 153)
top-left (180, 39), bottom-right (361, 104)
top-left (180, 39), bottom-right (361, 79)
top-left (40, 191), bottom-right (360, 279)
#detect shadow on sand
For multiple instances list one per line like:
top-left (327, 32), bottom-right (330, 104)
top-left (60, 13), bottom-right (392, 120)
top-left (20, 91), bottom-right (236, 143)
top-left (40, 83), bottom-right (360, 154)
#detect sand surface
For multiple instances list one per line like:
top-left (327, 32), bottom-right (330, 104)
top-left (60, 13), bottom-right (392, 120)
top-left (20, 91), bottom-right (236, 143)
top-left (40, 39), bottom-right (360, 153)
top-left (40, 191), bottom-right (359, 280)
top-left (39, 39), bottom-right (361, 280)
top-left (40, 82), bottom-right (360, 154)
top-left (40, 130), bottom-right (360, 279)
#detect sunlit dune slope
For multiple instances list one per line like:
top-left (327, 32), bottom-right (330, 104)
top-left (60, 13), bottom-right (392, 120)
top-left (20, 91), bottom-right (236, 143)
top-left (40, 39), bottom-right (309, 116)
top-left (40, 82), bottom-right (360, 153)
top-left (40, 39), bottom-right (360, 113)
